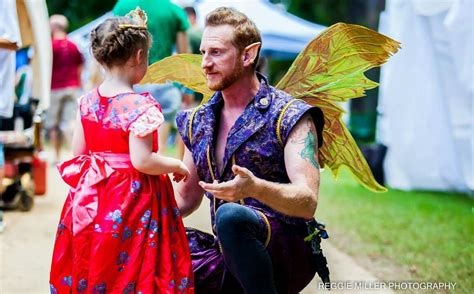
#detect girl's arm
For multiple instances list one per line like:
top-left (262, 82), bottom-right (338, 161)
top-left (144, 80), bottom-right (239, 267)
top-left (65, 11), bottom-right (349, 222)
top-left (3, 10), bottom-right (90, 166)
top-left (129, 133), bottom-right (189, 178)
top-left (72, 112), bottom-right (87, 156)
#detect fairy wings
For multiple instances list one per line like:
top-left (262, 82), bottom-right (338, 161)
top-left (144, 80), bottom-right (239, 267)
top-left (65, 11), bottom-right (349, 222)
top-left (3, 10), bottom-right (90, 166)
top-left (140, 23), bottom-right (400, 192)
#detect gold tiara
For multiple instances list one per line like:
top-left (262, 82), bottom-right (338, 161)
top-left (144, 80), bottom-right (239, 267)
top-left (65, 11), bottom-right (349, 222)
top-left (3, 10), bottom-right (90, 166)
top-left (119, 6), bottom-right (148, 30)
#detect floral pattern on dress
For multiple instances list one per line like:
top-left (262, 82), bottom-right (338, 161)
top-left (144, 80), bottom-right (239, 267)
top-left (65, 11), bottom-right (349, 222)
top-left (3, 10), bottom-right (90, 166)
top-left (79, 89), bottom-right (162, 134)
top-left (123, 282), bottom-right (136, 294)
top-left (77, 278), bottom-right (88, 292)
top-left (179, 277), bottom-right (191, 292)
top-left (130, 180), bottom-right (141, 193)
top-left (128, 106), bottom-right (164, 137)
top-left (92, 282), bottom-right (106, 294)
top-left (61, 275), bottom-right (72, 286)
top-left (121, 226), bottom-right (132, 242)
top-left (55, 222), bottom-right (67, 240)
top-left (106, 209), bottom-right (123, 237)
top-left (117, 251), bottom-right (130, 272)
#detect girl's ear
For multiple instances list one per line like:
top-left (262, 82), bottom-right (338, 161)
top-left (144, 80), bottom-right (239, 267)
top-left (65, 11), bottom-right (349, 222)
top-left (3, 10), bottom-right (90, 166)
top-left (135, 48), bottom-right (145, 65)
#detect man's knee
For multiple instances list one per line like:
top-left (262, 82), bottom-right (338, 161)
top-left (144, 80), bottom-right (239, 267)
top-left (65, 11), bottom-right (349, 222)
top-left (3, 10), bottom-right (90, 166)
top-left (215, 203), bottom-right (258, 238)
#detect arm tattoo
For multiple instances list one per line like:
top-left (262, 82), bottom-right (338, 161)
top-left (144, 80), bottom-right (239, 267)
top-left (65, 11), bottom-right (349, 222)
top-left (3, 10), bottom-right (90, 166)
top-left (290, 117), bottom-right (320, 169)
top-left (299, 131), bottom-right (320, 169)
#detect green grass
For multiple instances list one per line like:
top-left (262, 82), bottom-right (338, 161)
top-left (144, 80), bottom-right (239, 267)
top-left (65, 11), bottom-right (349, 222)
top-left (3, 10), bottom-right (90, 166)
top-left (316, 169), bottom-right (474, 293)
top-left (165, 144), bottom-right (473, 292)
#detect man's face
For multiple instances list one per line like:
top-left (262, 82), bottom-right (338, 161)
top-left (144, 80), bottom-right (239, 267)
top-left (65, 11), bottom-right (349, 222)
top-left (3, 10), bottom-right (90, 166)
top-left (200, 25), bottom-right (244, 91)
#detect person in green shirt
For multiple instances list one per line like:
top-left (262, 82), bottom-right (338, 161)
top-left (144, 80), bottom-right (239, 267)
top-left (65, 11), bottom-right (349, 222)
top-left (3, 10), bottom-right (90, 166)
top-left (114, 0), bottom-right (190, 154)
top-left (184, 6), bottom-right (202, 55)
top-left (113, 0), bottom-right (190, 64)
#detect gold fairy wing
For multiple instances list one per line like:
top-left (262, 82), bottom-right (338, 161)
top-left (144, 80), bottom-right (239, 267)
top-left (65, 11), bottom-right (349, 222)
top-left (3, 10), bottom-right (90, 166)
top-left (140, 53), bottom-right (213, 102)
top-left (277, 23), bottom-right (400, 192)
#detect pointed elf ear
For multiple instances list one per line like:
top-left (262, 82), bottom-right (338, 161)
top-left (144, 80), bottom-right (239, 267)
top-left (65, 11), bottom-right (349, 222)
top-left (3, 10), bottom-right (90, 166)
top-left (242, 42), bottom-right (261, 67)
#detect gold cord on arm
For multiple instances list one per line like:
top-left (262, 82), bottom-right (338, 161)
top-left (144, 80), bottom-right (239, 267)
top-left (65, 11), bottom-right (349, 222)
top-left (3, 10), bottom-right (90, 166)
top-left (276, 99), bottom-right (303, 146)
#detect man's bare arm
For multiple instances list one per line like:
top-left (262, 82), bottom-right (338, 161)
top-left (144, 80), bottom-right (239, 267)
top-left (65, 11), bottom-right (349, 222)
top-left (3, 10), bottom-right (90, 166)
top-left (176, 31), bottom-right (190, 54)
top-left (174, 147), bottom-right (205, 217)
top-left (199, 113), bottom-right (320, 219)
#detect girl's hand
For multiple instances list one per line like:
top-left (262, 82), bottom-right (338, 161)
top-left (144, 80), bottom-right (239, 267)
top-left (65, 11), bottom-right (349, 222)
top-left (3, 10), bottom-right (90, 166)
top-left (172, 161), bottom-right (190, 183)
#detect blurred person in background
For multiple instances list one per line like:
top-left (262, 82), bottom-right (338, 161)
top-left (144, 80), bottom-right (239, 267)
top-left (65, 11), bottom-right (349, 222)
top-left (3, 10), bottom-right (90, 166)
top-left (15, 48), bottom-right (33, 106)
top-left (184, 6), bottom-right (202, 55)
top-left (48, 14), bottom-right (84, 163)
top-left (0, 1), bottom-right (22, 229)
top-left (169, 5), bottom-right (203, 159)
top-left (114, 0), bottom-right (190, 155)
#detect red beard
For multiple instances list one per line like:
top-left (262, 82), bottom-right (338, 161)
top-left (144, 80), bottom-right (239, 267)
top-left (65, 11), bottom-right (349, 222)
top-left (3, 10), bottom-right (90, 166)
top-left (205, 60), bottom-right (244, 91)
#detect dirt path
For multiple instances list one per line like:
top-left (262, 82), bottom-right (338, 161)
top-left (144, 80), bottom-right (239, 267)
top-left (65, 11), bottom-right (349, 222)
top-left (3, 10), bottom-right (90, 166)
top-left (0, 165), bottom-right (391, 293)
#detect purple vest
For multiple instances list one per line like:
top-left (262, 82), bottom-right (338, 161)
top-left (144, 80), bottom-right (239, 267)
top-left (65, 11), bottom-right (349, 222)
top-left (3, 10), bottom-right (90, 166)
top-left (177, 74), bottom-right (323, 232)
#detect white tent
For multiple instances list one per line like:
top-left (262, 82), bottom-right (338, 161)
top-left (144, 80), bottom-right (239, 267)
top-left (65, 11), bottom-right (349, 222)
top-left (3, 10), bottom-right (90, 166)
top-left (71, 1), bottom-right (325, 59)
top-left (377, 0), bottom-right (473, 193)
top-left (21, 0), bottom-right (53, 109)
top-left (69, 12), bottom-right (113, 58)
top-left (1, 0), bottom-right (51, 114)
top-left (69, 12), bottom-right (113, 90)
top-left (194, 0), bottom-right (326, 58)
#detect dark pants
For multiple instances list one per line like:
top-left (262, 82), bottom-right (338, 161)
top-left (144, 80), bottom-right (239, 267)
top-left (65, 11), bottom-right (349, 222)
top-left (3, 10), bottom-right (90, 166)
top-left (186, 203), bottom-right (318, 293)
top-left (215, 203), bottom-right (278, 294)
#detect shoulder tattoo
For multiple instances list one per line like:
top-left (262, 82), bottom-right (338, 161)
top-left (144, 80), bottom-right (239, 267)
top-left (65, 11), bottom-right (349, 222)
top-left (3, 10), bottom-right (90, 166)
top-left (289, 117), bottom-right (320, 169)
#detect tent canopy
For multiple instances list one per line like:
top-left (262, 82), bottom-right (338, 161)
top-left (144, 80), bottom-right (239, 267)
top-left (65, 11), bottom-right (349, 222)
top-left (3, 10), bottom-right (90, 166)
top-left (69, 12), bottom-right (113, 57)
top-left (195, 0), bottom-right (326, 59)
top-left (70, 1), bottom-right (325, 60)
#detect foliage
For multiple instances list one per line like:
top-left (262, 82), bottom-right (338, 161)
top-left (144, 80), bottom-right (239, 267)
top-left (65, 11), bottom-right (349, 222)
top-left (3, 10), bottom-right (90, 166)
top-left (285, 0), bottom-right (351, 26)
top-left (270, 0), bottom-right (386, 142)
top-left (46, 0), bottom-right (116, 31)
top-left (271, 0), bottom-right (382, 28)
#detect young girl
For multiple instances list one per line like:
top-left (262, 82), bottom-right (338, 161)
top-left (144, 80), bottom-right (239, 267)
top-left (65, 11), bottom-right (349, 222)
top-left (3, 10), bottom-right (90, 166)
top-left (50, 9), bottom-right (193, 293)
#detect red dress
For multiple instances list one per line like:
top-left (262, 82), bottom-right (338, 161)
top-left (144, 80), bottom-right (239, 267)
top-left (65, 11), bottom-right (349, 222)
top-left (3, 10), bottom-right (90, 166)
top-left (50, 89), bottom-right (193, 293)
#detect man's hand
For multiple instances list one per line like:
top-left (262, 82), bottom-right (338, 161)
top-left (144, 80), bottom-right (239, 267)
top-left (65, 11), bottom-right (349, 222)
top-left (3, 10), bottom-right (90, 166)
top-left (199, 165), bottom-right (255, 202)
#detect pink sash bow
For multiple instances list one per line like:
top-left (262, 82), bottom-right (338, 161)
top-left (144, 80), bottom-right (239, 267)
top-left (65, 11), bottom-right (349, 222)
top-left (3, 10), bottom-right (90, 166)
top-left (57, 152), bottom-right (132, 235)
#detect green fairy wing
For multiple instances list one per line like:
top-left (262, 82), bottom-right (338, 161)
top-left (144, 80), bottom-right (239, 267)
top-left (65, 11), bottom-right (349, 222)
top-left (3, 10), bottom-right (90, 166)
top-left (276, 23), bottom-right (400, 192)
top-left (140, 24), bottom-right (399, 192)
top-left (140, 53), bottom-right (213, 102)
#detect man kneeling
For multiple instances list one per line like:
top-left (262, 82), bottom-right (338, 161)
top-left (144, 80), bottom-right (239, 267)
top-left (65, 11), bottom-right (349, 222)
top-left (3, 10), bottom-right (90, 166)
top-left (175, 7), bottom-right (328, 293)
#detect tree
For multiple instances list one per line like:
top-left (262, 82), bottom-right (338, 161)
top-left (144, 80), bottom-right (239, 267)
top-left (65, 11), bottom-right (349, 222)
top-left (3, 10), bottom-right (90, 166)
top-left (46, 0), bottom-right (116, 31)
top-left (271, 0), bottom-right (386, 143)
